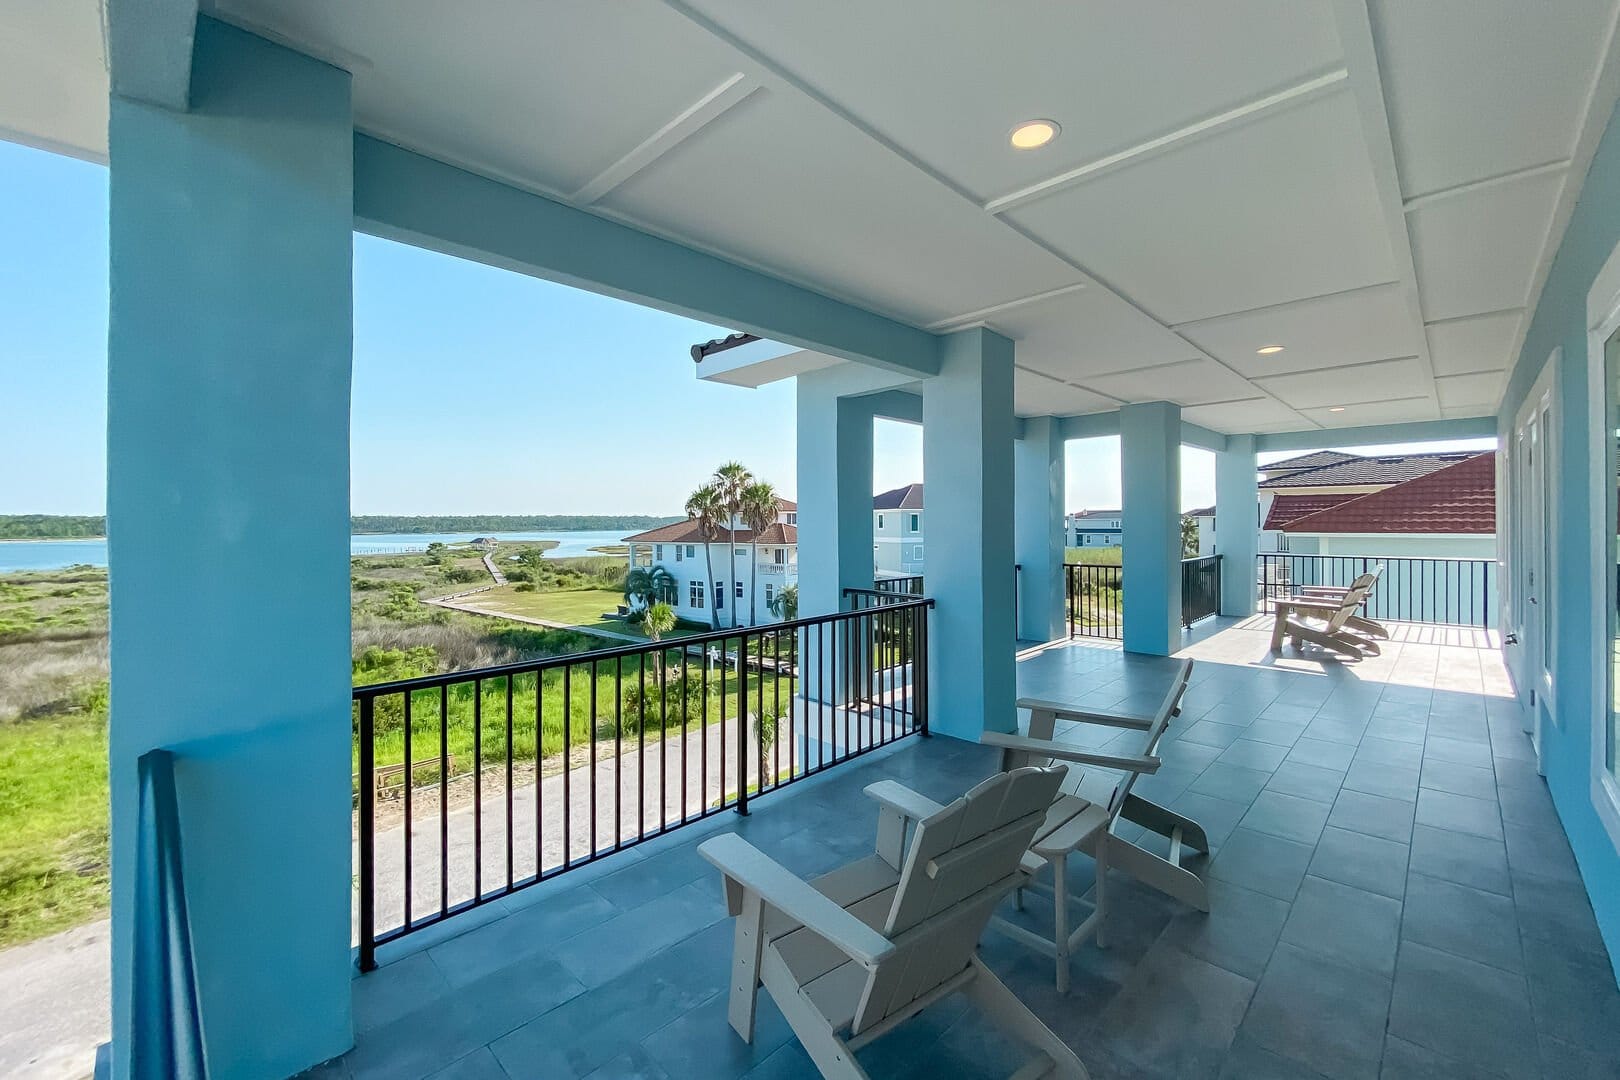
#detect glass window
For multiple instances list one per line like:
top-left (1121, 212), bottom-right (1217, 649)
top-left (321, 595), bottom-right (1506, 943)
top-left (655, 544), bottom-right (663, 560)
top-left (714, 584), bottom-right (725, 610)
top-left (878, 514), bottom-right (884, 528)
top-left (685, 545), bottom-right (695, 558)
top-left (735, 581), bottom-right (744, 599)
top-left (689, 581), bottom-right (705, 609)
top-left (910, 513), bottom-right (920, 532)
top-left (1608, 331), bottom-right (1620, 776)
top-left (773, 548), bottom-right (786, 565)
top-left (674, 546), bottom-right (683, 562)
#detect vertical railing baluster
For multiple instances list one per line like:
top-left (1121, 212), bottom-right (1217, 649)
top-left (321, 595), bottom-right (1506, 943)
top-left (562, 664), bottom-right (571, 870)
top-left (614, 656), bottom-right (622, 850)
top-left (737, 629), bottom-right (750, 816)
top-left (505, 675), bottom-right (513, 892)
top-left (403, 690), bottom-right (413, 930)
top-left (473, 677), bottom-right (482, 903)
top-left (589, 660), bottom-right (597, 858)
top-left (358, 695), bottom-right (376, 971)
top-left (636, 653), bottom-right (644, 842)
top-left (439, 684), bottom-right (449, 917)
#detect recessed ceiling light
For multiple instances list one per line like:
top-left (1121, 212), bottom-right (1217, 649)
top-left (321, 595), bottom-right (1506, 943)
top-left (1328, 406), bottom-right (1346, 413)
top-left (1256, 345), bottom-right (1285, 355)
top-left (1010, 120), bottom-right (1060, 150)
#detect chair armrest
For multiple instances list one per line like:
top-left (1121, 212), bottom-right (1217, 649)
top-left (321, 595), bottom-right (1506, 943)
top-left (1015, 696), bottom-right (1153, 730)
top-left (698, 834), bottom-right (895, 966)
top-left (1276, 597), bottom-right (1345, 612)
top-left (981, 729), bottom-right (1159, 775)
top-left (1298, 585), bottom-right (1350, 596)
top-left (864, 780), bottom-right (945, 823)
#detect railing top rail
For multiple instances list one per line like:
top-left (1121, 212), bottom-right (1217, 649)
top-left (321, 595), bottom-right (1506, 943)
top-left (1257, 551), bottom-right (1495, 565)
top-left (353, 597), bottom-right (935, 698)
top-left (1181, 554), bottom-right (1222, 564)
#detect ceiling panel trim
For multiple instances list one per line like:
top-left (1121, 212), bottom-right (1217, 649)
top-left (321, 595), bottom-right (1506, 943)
top-left (1330, 0), bottom-right (1441, 410)
top-left (983, 68), bottom-right (1349, 216)
top-left (925, 282), bottom-right (1087, 333)
top-left (571, 72), bottom-right (759, 204)
top-left (1400, 158), bottom-right (1570, 214)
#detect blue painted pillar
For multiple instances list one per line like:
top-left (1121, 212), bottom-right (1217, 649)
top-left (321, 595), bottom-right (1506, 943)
top-left (1216, 433), bottom-right (1259, 616)
top-left (1121, 402), bottom-right (1182, 655)
top-left (795, 368), bottom-right (875, 615)
top-left (1014, 416), bottom-right (1067, 643)
top-left (924, 329), bottom-right (1017, 736)
top-left (107, 19), bottom-right (354, 1079)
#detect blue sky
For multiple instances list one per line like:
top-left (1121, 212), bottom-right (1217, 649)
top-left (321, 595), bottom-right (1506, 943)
top-left (0, 140), bottom-right (1490, 517)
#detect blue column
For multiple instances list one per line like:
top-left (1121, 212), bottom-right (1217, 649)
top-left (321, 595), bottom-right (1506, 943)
top-left (107, 19), bottom-right (353, 1079)
top-left (1216, 433), bottom-right (1259, 616)
top-left (924, 330), bottom-right (1017, 736)
top-left (795, 369), bottom-right (875, 615)
top-left (1015, 416), bottom-right (1067, 643)
top-left (1121, 402), bottom-right (1182, 655)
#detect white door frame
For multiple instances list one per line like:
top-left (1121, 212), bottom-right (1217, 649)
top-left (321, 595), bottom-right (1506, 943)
top-left (1510, 354), bottom-right (1558, 768)
top-left (1587, 244), bottom-right (1620, 853)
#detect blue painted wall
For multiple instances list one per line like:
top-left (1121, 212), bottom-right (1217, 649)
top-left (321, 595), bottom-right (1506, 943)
top-left (1498, 96), bottom-right (1620, 976)
top-left (107, 18), bottom-right (355, 1077)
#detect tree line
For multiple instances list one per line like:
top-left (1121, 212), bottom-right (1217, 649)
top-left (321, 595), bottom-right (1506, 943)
top-left (0, 514), bottom-right (684, 538)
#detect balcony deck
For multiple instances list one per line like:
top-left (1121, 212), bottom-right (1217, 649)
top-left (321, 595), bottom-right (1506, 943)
top-left (311, 619), bottom-right (1619, 1080)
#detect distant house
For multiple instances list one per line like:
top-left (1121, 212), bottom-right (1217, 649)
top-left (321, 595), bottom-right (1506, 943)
top-left (622, 498), bottom-right (798, 627)
top-left (1267, 451), bottom-right (1496, 558)
top-left (1066, 509), bottom-right (1122, 548)
top-left (1259, 449), bottom-right (1488, 554)
top-left (873, 483), bottom-right (925, 576)
top-left (1183, 506), bottom-right (1216, 558)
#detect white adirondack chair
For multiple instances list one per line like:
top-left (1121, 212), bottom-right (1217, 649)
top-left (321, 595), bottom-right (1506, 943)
top-left (698, 766), bottom-right (1090, 1080)
top-left (976, 658), bottom-right (1208, 990)
top-left (1269, 576), bottom-right (1381, 657)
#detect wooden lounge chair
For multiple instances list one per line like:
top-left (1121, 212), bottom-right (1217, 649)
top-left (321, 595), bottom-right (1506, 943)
top-left (1296, 565), bottom-right (1389, 643)
top-left (974, 658), bottom-right (1209, 990)
top-left (698, 767), bottom-right (1089, 1080)
top-left (1269, 576), bottom-right (1380, 657)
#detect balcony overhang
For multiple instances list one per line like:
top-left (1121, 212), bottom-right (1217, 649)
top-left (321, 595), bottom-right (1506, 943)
top-left (693, 337), bottom-right (842, 387)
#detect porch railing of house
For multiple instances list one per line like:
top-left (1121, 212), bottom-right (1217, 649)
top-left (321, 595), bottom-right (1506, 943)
top-left (871, 574), bottom-right (925, 597)
top-left (1256, 553), bottom-right (1497, 629)
top-left (1067, 562), bottom-right (1123, 639)
top-left (1181, 555), bottom-right (1222, 629)
top-left (352, 598), bottom-right (933, 969)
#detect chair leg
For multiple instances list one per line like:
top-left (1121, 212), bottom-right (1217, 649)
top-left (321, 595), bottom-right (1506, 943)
top-left (1269, 607), bottom-right (1290, 652)
top-left (727, 892), bottom-right (765, 1042)
top-left (1052, 853), bottom-right (1070, 994)
top-left (1093, 837), bottom-right (1109, 950)
top-left (962, 956), bottom-right (1091, 1080)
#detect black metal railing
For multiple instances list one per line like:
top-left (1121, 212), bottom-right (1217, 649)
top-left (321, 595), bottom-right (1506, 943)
top-left (1180, 555), bottom-right (1222, 628)
top-left (1256, 553), bottom-right (1496, 628)
top-left (871, 574), bottom-right (924, 597)
top-left (1066, 562), bottom-right (1123, 639)
top-left (353, 599), bottom-right (933, 969)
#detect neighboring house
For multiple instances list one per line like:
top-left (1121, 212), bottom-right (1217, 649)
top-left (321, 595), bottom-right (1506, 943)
top-left (1258, 449), bottom-right (1484, 552)
top-left (873, 483), bottom-right (925, 576)
top-left (1270, 451), bottom-right (1497, 559)
top-left (622, 498), bottom-right (798, 627)
top-left (1066, 509), bottom-right (1122, 548)
top-left (1183, 506), bottom-right (1217, 558)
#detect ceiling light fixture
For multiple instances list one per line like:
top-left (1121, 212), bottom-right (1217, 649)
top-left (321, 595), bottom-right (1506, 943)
top-left (1010, 120), bottom-right (1060, 150)
top-left (1256, 345), bottom-right (1285, 355)
top-left (1328, 406), bottom-right (1346, 413)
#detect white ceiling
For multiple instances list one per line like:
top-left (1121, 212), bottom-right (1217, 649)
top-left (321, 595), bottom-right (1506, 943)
top-left (8, 0), bottom-right (1620, 432)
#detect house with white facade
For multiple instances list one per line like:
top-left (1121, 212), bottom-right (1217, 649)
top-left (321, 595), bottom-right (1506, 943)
top-left (1066, 508), bottom-right (1122, 548)
top-left (622, 498), bottom-right (798, 627)
top-left (873, 482), bottom-right (924, 576)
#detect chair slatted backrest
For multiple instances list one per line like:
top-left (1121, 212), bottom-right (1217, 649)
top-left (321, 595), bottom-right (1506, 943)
top-left (1104, 659), bottom-right (1193, 820)
top-left (1320, 580), bottom-right (1376, 633)
top-left (849, 765), bottom-right (1065, 1035)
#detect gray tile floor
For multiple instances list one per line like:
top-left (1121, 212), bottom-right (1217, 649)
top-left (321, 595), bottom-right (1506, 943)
top-left (308, 619), bottom-right (1620, 1080)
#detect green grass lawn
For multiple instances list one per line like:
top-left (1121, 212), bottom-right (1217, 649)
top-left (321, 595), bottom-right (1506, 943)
top-left (459, 585), bottom-right (707, 641)
top-left (0, 699), bottom-right (108, 947)
top-left (1066, 547), bottom-right (1122, 565)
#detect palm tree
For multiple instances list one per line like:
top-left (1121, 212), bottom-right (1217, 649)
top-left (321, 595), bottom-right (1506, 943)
top-left (712, 461), bottom-right (753, 629)
top-left (625, 565), bottom-right (677, 609)
top-left (642, 600), bottom-right (676, 679)
top-left (767, 583), bottom-right (798, 621)
top-left (685, 483), bottom-right (724, 630)
top-left (740, 480), bottom-right (778, 627)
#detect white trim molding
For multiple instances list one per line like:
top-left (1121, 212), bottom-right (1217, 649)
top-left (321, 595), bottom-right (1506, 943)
top-left (1586, 239), bottom-right (1620, 855)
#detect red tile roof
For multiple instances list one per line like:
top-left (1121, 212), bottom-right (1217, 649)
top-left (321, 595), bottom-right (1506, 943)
top-left (1279, 452), bottom-right (1496, 534)
top-left (1263, 494), bottom-right (1361, 530)
top-left (873, 483), bottom-right (924, 510)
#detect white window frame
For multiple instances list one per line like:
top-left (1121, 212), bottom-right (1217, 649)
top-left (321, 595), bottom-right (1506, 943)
top-left (689, 580), bottom-right (705, 609)
top-left (765, 583), bottom-right (775, 606)
top-left (909, 513), bottom-right (920, 532)
top-left (674, 546), bottom-right (683, 563)
top-left (877, 514), bottom-right (884, 528)
top-left (685, 544), bottom-right (695, 559)
top-left (1586, 238), bottom-right (1620, 854)
top-left (655, 544), bottom-right (664, 561)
